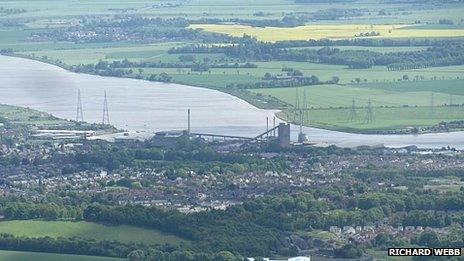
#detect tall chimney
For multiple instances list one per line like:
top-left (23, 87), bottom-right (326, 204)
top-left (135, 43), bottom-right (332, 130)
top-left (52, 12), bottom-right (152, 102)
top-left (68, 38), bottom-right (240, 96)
top-left (187, 109), bottom-right (191, 135)
top-left (273, 116), bottom-right (276, 136)
top-left (266, 117), bottom-right (269, 138)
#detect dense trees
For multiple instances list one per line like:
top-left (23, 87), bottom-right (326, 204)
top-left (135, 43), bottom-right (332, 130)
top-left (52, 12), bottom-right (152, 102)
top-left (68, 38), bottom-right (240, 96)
top-left (3, 202), bottom-right (83, 220)
top-left (127, 249), bottom-right (242, 261)
top-left (0, 234), bottom-right (136, 258)
top-left (334, 244), bottom-right (364, 259)
top-left (82, 203), bottom-right (288, 256)
top-left (170, 38), bottom-right (464, 70)
top-left (2, 188), bottom-right (463, 257)
top-left (0, 233), bottom-right (245, 260)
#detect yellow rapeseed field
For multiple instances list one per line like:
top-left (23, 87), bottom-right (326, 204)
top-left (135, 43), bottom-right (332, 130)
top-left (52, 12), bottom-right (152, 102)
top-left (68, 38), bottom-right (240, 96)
top-left (189, 24), bottom-right (464, 42)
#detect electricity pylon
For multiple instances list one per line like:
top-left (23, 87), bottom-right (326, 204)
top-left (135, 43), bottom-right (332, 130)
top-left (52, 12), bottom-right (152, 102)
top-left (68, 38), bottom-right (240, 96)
top-left (348, 98), bottom-right (357, 122)
top-left (76, 89), bottom-right (84, 122)
top-left (364, 99), bottom-right (375, 124)
top-left (102, 91), bottom-right (110, 125)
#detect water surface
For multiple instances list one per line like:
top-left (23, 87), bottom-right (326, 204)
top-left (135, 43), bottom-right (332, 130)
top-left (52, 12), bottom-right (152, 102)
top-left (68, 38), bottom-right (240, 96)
top-left (1, 55), bottom-right (463, 149)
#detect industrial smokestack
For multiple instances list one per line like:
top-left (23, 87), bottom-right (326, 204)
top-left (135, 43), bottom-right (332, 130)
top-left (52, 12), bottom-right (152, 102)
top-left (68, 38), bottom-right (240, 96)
top-left (187, 109), bottom-right (191, 135)
top-left (266, 117), bottom-right (269, 138)
top-left (273, 116), bottom-right (276, 136)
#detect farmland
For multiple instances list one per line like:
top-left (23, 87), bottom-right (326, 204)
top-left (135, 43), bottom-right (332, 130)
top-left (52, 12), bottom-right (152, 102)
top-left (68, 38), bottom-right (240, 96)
top-left (278, 106), bottom-right (464, 133)
top-left (254, 82), bottom-right (464, 108)
top-left (189, 23), bottom-right (464, 42)
top-left (0, 220), bottom-right (189, 246)
top-left (252, 82), bottom-right (464, 133)
top-left (0, 250), bottom-right (122, 261)
top-left (0, 0), bottom-right (464, 135)
top-left (17, 43), bottom-right (188, 65)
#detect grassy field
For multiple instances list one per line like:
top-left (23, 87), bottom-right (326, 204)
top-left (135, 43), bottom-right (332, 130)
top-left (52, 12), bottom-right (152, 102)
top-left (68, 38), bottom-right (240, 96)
top-left (19, 44), bottom-right (464, 86)
top-left (356, 79), bottom-right (464, 95)
top-left (0, 104), bottom-right (68, 127)
top-left (253, 83), bottom-right (464, 108)
top-left (18, 42), bottom-right (189, 65)
top-left (139, 62), bottom-right (464, 87)
top-left (253, 82), bottom-right (464, 132)
top-left (17, 45), bottom-right (464, 85)
top-left (255, 63), bottom-right (464, 84)
top-left (279, 106), bottom-right (464, 132)
top-left (0, 250), bottom-right (122, 261)
top-left (190, 24), bottom-right (464, 42)
top-left (0, 220), bottom-right (189, 246)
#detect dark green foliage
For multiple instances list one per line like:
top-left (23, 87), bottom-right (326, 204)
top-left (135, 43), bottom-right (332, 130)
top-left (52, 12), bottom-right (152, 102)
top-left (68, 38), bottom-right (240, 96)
top-left (334, 244), bottom-right (364, 259)
top-left (0, 234), bottom-right (136, 258)
top-left (171, 37), bottom-right (464, 70)
top-left (82, 204), bottom-right (283, 256)
top-left (3, 202), bottom-right (83, 220)
top-left (127, 249), bottom-right (242, 261)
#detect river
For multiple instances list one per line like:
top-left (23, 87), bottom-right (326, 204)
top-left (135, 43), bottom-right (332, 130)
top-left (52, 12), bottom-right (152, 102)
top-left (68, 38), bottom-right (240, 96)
top-left (1, 55), bottom-right (463, 149)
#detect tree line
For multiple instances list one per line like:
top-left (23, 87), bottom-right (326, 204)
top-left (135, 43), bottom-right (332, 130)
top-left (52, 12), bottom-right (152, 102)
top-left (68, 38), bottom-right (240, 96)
top-left (0, 234), bottom-right (136, 258)
top-left (170, 37), bottom-right (464, 69)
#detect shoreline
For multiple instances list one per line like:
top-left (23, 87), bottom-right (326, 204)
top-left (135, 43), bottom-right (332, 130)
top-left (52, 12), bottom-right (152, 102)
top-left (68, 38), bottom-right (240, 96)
top-left (2, 53), bottom-right (463, 136)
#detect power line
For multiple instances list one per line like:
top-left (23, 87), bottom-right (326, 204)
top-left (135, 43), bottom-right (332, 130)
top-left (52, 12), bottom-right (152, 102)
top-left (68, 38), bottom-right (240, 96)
top-left (102, 90), bottom-right (110, 125)
top-left (76, 89), bottom-right (84, 122)
top-left (364, 99), bottom-right (374, 124)
top-left (293, 87), bottom-right (300, 122)
top-left (348, 97), bottom-right (357, 122)
top-left (302, 87), bottom-right (309, 124)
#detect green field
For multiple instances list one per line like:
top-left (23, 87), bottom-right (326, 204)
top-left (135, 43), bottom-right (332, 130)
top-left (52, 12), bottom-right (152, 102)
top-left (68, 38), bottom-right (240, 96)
top-left (17, 46), bottom-right (464, 86)
top-left (279, 106), bottom-right (464, 132)
top-left (18, 45), bottom-right (464, 88)
top-left (253, 82), bottom-right (464, 132)
top-left (256, 63), bottom-right (464, 84)
top-left (138, 62), bottom-right (464, 88)
top-left (0, 220), bottom-right (189, 246)
top-left (0, 250), bottom-right (122, 261)
top-left (18, 42), bottom-right (189, 65)
top-left (254, 82), bottom-right (464, 108)
top-left (0, 104), bottom-right (68, 127)
top-left (356, 79), bottom-right (464, 95)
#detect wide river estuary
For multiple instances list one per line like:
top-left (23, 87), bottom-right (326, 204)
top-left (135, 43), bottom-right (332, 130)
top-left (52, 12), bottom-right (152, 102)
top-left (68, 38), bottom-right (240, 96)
top-left (1, 55), bottom-right (463, 149)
